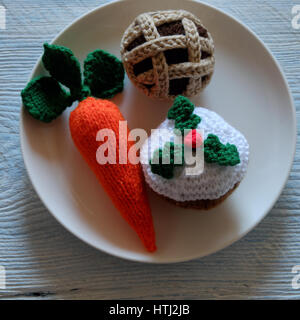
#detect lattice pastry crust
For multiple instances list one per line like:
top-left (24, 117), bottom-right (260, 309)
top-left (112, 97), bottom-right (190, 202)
top-left (121, 10), bottom-right (215, 99)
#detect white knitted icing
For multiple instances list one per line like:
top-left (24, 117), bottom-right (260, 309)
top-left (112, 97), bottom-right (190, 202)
top-left (140, 107), bottom-right (249, 201)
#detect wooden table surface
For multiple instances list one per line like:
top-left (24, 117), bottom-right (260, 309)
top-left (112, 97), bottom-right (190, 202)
top-left (0, 0), bottom-right (299, 300)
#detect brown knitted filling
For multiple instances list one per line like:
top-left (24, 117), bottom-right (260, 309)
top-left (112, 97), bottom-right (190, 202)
top-left (144, 83), bottom-right (155, 90)
top-left (133, 57), bottom-right (153, 76)
top-left (128, 20), bottom-right (211, 94)
top-left (169, 78), bottom-right (190, 96)
top-left (157, 20), bottom-right (186, 36)
top-left (126, 34), bottom-right (147, 52)
top-left (164, 48), bottom-right (188, 65)
top-left (202, 75), bottom-right (209, 83)
top-left (196, 24), bottom-right (208, 38)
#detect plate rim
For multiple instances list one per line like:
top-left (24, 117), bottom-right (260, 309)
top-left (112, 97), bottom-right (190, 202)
top-left (19, 0), bottom-right (297, 264)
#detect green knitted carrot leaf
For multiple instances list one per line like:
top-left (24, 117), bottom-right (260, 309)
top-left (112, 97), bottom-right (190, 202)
top-left (42, 43), bottom-right (82, 99)
top-left (204, 134), bottom-right (240, 166)
top-left (150, 142), bottom-right (184, 179)
top-left (21, 76), bottom-right (73, 123)
top-left (84, 49), bottom-right (124, 99)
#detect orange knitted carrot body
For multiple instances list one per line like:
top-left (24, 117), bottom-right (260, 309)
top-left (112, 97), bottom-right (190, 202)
top-left (69, 97), bottom-right (156, 252)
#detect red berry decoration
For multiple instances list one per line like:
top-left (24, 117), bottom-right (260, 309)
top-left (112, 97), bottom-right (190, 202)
top-left (184, 129), bottom-right (203, 149)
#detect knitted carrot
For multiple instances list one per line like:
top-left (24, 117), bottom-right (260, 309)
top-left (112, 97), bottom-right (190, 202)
top-left (69, 97), bottom-right (156, 252)
top-left (21, 43), bottom-right (156, 252)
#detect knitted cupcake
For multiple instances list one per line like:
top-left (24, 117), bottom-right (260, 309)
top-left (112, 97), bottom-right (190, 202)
top-left (121, 10), bottom-right (215, 99)
top-left (140, 96), bottom-right (249, 209)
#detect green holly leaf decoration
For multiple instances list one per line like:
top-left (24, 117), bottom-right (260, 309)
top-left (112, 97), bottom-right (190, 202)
top-left (168, 95), bottom-right (194, 120)
top-left (204, 134), bottom-right (240, 166)
top-left (174, 114), bottom-right (201, 132)
top-left (84, 49), bottom-right (124, 99)
top-left (150, 142), bottom-right (184, 179)
top-left (167, 95), bottom-right (201, 135)
top-left (42, 43), bottom-right (83, 99)
top-left (21, 76), bottom-right (73, 123)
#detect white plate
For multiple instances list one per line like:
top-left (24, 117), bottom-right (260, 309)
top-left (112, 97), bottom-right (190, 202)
top-left (20, 0), bottom-right (296, 263)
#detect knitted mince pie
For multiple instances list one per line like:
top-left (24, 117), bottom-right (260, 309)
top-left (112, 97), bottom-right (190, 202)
top-left (140, 96), bottom-right (249, 210)
top-left (121, 10), bottom-right (215, 99)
